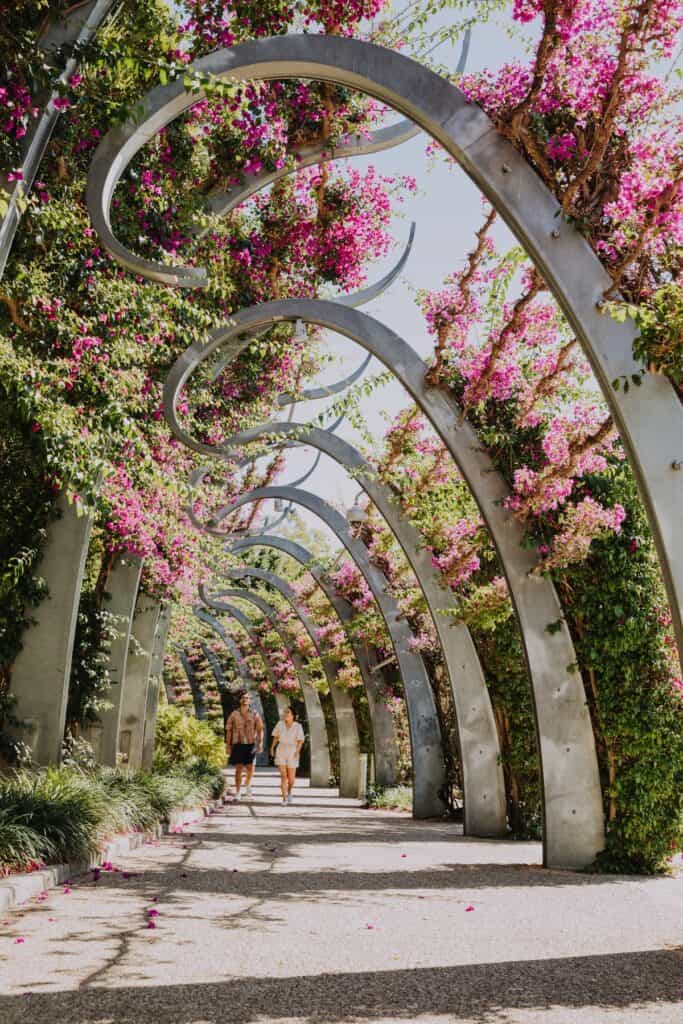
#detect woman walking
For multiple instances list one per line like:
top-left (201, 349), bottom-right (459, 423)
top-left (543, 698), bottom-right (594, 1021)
top-left (270, 706), bottom-right (305, 805)
top-left (225, 692), bottom-right (264, 800)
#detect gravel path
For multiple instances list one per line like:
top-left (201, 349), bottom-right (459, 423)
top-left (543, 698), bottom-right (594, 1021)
top-left (0, 769), bottom-right (681, 1023)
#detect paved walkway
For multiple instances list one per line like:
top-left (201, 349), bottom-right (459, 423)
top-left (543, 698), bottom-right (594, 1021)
top-left (0, 769), bottom-right (681, 1023)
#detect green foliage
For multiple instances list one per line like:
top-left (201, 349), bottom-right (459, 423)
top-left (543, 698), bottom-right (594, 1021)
top-left (0, 766), bottom-right (109, 863)
top-left (365, 784), bottom-right (413, 812)
top-left (0, 760), bottom-right (225, 874)
top-left (0, 391), bottom-right (56, 695)
top-left (471, 616), bottom-right (543, 839)
top-left (0, 807), bottom-right (55, 876)
top-left (558, 462), bottom-right (683, 873)
top-left (66, 593), bottom-right (119, 728)
top-left (153, 704), bottom-right (226, 771)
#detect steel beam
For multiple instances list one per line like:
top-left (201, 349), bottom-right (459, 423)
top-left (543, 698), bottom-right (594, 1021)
top-left (178, 648), bottom-right (208, 721)
top-left (0, 0), bottom-right (116, 280)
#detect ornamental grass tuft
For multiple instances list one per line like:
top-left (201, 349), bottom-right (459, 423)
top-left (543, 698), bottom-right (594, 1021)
top-left (0, 761), bottom-right (225, 875)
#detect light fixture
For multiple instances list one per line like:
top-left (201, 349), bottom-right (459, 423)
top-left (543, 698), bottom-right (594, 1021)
top-left (346, 500), bottom-right (368, 525)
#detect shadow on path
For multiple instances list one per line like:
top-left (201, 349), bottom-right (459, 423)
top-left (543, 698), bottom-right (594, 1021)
top-left (2, 949), bottom-right (681, 1023)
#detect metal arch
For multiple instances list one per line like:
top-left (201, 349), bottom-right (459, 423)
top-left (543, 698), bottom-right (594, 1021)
top-left (205, 590), bottom-right (332, 787)
top-left (202, 127), bottom-right (419, 227)
top-left (275, 221), bottom-right (414, 407)
top-left (0, 0), bottom-right (117, 281)
top-left (210, 485), bottom-right (448, 819)
top-left (205, 569), bottom-right (363, 801)
top-left (178, 648), bottom-right (208, 721)
top-left (229, 534), bottom-right (400, 787)
top-left (88, 33), bottom-right (683, 699)
top-left (165, 299), bottom-right (602, 866)
top-left (194, 606), bottom-right (269, 764)
top-left (213, 599), bottom-right (289, 694)
top-left (200, 640), bottom-right (229, 692)
top-left (278, 352), bottom-right (373, 408)
top-left (214, 421), bottom-right (506, 836)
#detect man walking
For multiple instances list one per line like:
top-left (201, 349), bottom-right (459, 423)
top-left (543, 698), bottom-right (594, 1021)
top-left (225, 691), bottom-right (264, 800)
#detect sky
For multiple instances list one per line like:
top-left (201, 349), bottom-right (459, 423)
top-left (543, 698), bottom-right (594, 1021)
top-left (237, 7), bottom-right (529, 549)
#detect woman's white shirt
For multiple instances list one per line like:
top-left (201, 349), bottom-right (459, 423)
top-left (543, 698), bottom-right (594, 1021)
top-left (273, 721), bottom-right (304, 753)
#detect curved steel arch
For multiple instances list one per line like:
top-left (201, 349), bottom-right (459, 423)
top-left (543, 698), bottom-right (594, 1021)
top-left (211, 421), bottom-right (506, 836)
top-left (88, 32), bottom-right (683, 694)
top-left (165, 298), bottom-right (600, 865)
top-left (212, 588), bottom-right (332, 787)
top-left (209, 485), bottom-right (448, 819)
top-left (177, 647), bottom-right (208, 721)
top-left (204, 569), bottom-right (363, 801)
top-left (275, 222), bottom-right (414, 407)
top-left (211, 600), bottom-right (283, 694)
top-left (229, 533), bottom-right (400, 789)
top-left (206, 218), bottom-right (412, 384)
top-left (203, 127), bottom-right (419, 227)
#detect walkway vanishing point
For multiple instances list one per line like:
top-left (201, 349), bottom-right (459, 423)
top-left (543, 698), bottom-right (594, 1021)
top-left (1, 769), bottom-right (682, 1024)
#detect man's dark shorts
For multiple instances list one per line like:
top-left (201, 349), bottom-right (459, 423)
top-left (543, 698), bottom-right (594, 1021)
top-left (229, 743), bottom-right (257, 766)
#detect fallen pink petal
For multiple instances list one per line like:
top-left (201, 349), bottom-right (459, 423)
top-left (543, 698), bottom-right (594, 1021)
top-left (14, 937), bottom-right (25, 944)
top-left (465, 905), bottom-right (475, 912)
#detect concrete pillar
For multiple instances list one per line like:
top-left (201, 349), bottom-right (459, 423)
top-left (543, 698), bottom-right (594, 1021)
top-left (328, 678), bottom-right (363, 799)
top-left (141, 604), bottom-right (171, 770)
top-left (8, 494), bottom-right (94, 764)
top-left (97, 554), bottom-right (143, 766)
top-left (118, 594), bottom-right (161, 771)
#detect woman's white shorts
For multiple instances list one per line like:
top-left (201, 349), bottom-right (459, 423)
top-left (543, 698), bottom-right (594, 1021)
top-left (275, 753), bottom-right (299, 769)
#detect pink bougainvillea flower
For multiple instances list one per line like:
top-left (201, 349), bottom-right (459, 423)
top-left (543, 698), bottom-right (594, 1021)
top-left (147, 909), bottom-right (159, 918)
top-left (63, 886), bottom-right (72, 894)
top-left (401, 854), bottom-right (407, 858)
top-left (366, 924), bottom-right (376, 930)
top-left (147, 920), bottom-right (156, 930)
top-left (15, 937), bottom-right (25, 944)
top-left (465, 905), bottom-right (475, 912)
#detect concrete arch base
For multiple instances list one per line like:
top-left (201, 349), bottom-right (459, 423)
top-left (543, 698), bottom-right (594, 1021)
top-left (7, 494), bottom-right (94, 765)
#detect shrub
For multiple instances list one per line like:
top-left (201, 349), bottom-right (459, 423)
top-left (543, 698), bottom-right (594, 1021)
top-left (0, 766), bottom-right (108, 862)
top-left (0, 807), bottom-right (55, 876)
top-left (153, 705), bottom-right (226, 771)
top-left (0, 761), bottom-right (225, 874)
top-left (365, 784), bottom-right (413, 812)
